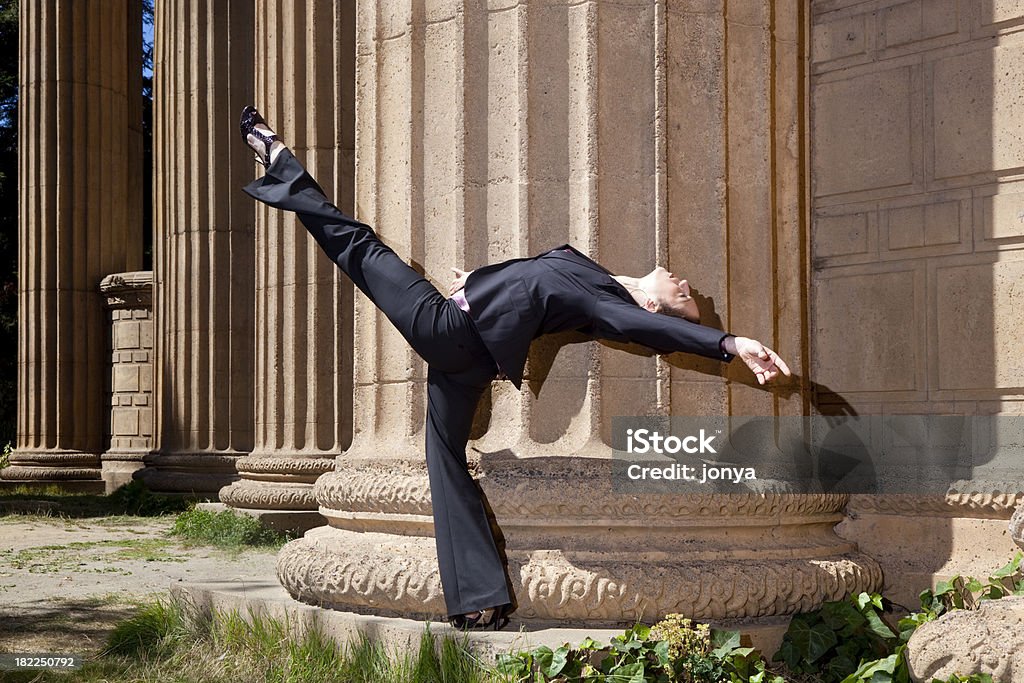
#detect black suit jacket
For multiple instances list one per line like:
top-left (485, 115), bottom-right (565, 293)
top-left (464, 244), bottom-right (735, 389)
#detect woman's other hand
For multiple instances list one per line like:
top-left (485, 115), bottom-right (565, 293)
top-left (449, 267), bottom-right (472, 295)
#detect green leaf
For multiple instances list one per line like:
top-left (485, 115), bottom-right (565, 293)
top-left (805, 623), bottom-right (839, 664)
top-left (495, 652), bottom-right (530, 676)
top-left (774, 639), bottom-right (800, 670)
top-left (786, 615), bottom-right (813, 651)
top-left (652, 639), bottom-right (671, 667)
top-left (710, 629), bottom-right (742, 658)
top-left (983, 584), bottom-right (1006, 600)
top-left (825, 654), bottom-right (859, 681)
top-left (542, 645), bottom-right (569, 678)
top-left (532, 645), bottom-right (553, 673)
top-left (863, 609), bottom-right (897, 640)
top-left (990, 551), bottom-right (1023, 579)
top-left (841, 654), bottom-right (897, 683)
top-left (610, 661), bottom-right (645, 683)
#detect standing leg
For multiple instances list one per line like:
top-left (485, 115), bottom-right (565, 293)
top-left (425, 361), bottom-right (512, 618)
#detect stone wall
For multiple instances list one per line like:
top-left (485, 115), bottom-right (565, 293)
top-left (810, 0), bottom-right (1024, 604)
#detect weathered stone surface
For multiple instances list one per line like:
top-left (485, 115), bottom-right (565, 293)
top-left (1011, 505), bottom-right (1024, 551)
top-left (907, 596), bottom-right (1024, 682)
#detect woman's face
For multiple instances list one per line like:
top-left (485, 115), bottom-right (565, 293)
top-left (645, 266), bottom-right (691, 314)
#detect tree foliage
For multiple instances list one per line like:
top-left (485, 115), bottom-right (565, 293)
top-left (0, 0), bottom-right (18, 447)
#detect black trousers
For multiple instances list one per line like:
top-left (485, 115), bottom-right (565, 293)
top-left (242, 148), bottom-right (512, 617)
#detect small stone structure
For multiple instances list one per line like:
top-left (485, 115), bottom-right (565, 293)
top-left (99, 272), bottom-right (155, 493)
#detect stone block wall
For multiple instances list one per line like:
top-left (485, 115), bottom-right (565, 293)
top-left (810, 0), bottom-right (1024, 414)
top-left (810, 0), bottom-right (1024, 604)
top-left (100, 272), bottom-right (154, 493)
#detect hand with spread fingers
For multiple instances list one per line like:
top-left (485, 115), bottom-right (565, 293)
top-left (722, 336), bottom-right (792, 385)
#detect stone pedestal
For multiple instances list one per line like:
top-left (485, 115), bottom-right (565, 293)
top-left (281, 457), bottom-right (880, 622)
top-left (6, 0), bottom-right (143, 491)
top-left (143, 0), bottom-right (255, 495)
top-left (276, 0), bottom-right (880, 626)
top-left (99, 272), bottom-right (155, 493)
top-left (218, 0), bottom-right (356, 529)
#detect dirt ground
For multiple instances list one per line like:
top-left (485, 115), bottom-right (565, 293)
top-left (0, 515), bottom-right (279, 656)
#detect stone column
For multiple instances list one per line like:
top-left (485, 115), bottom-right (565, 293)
top-left (277, 0), bottom-right (881, 626)
top-left (6, 0), bottom-right (143, 489)
top-left (99, 272), bottom-right (154, 493)
top-left (143, 0), bottom-right (256, 495)
top-left (217, 0), bottom-right (355, 529)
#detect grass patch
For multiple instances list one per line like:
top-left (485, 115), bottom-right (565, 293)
top-left (0, 538), bottom-right (186, 575)
top-left (0, 595), bottom-right (513, 683)
top-left (0, 480), bottom-right (194, 519)
top-left (170, 507), bottom-right (291, 550)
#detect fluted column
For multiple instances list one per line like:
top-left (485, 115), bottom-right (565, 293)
top-left (218, 1), bottom-right (354, 526)
top-left (276, 0), bottom-right (880, 624)
top-left (144, 0), bottom-right (255, 494)
top-left (7, 0), bottom-right (143, 488)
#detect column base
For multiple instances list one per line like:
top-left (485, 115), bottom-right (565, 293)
top-left (278, 525), bottom-right (881, 623)
top-left (277, 456), bottom-right (883, 624)
top-left (219, 456), bottom-right (336, 511)
top-left (101, 450), bottom-right (149, 494)
top-left (1, 450), bottom-right (103, 492)
top-left (136, 452), bottom-right (243, 496)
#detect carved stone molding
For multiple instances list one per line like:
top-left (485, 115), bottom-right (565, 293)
top-left (220, 480), bottom-right (320, 510)
top-left (317, 457), bottom-right (851, 521)
top-left (221, 455), bottom-right (336, 513)
top-left (99, 271), bottom-right (153, 309)
top-left (847, 488), bottom-right (1024, 519)
top-left (277, 526), bottom-right (882, 622)
top-left (1, 465), bottom-right (101, 481)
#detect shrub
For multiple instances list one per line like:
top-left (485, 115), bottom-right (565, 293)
top-left (170, 506), bottom-right (290, 549)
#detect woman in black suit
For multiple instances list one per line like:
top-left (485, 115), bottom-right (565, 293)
top-left (240, 107), bottom-right (790, 631)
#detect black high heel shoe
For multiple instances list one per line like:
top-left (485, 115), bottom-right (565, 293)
top-left (448, 602), bottom-right (513, 631)
top-left (239, 105), bottom-right (279, 168)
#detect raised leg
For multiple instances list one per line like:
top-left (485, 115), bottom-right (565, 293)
top-left (243, 148), bottom-right (479, 373)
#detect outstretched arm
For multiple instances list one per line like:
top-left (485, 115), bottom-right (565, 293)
top-left (591, 294), bottom-right (791, 384)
